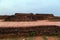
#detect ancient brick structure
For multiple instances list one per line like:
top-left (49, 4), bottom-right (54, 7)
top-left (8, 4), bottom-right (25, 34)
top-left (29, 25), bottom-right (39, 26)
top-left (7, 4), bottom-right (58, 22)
top-left (0, 13), bottom-right (59, 40)
top-left (0, 25), bottom-right (60, 37)
top-left (14, 13), bottom-right (34, 21)
top-left (3, 13), bottom-right (54, 21)
top-left (35, 14), bottom-right (54, 20)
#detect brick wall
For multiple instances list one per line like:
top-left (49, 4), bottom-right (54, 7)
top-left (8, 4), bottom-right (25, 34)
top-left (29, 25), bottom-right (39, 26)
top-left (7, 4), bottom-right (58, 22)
top-left (0, 25), bottom-right (60, 37)
top-left (0, 13), bottom-right (54, 21)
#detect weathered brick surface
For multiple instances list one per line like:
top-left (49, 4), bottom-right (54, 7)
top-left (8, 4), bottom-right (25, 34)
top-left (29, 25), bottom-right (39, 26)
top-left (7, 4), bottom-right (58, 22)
top-left (0, 25), bottom-right (60, 37)
top-left (4, 13), bottom-right (54, 21)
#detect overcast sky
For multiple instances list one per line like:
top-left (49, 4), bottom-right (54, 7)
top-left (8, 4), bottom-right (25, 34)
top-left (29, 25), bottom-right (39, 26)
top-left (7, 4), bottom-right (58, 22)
top-left (0, 0), bottom-right (60, 16)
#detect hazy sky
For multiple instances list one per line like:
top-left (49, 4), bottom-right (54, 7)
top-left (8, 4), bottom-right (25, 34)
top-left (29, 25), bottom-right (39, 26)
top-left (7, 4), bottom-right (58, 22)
top-left (0, 0), bottom-right (60, 16)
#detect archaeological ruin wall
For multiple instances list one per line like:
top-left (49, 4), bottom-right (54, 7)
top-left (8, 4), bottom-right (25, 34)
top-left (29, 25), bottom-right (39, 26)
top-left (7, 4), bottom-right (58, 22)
top-left (2, 13), bottom-right (54, 21)
top-left (0, 25), bottom-right (60, 37)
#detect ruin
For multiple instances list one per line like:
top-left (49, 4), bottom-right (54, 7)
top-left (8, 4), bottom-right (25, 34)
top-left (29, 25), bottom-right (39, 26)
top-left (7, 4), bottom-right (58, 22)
top-left (0, 13), bottom-right (60, 40)
top-left (0, 13), bottom-right (54, 21)
top-left (0, 25), bottom-right (60, 37)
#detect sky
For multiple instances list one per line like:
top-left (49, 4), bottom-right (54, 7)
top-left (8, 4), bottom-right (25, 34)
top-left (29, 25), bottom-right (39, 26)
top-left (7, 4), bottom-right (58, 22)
top-left (0, 0), bottom-right (60, 16)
